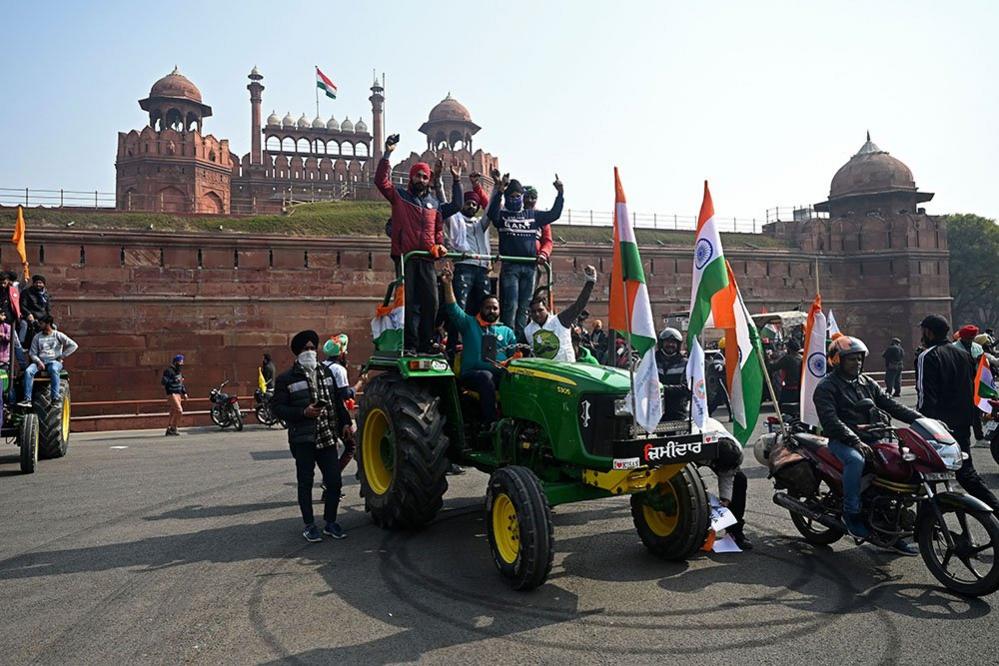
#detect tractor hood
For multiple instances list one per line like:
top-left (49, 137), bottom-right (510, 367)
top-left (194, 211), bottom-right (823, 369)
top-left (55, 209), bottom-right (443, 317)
top-left (506, 358), bottom-right (633, 393)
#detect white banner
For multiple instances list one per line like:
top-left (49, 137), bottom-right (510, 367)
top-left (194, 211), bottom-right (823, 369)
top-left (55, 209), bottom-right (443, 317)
top-left (686, 337), bottom-right (708, 430)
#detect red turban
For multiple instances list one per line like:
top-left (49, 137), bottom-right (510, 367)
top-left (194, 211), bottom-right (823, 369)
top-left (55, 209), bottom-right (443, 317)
top-left (959, 325), bottom-right (980, 340)
top-left (409, 162), bottom-right (431, 180)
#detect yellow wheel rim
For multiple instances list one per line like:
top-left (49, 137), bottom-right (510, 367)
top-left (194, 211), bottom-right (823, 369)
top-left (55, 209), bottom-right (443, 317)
top-left (643, 483), bottom-right (680, 537)
top-left (362, 408), bottom-right (393, 495)
top-left (492, 493), bottom-right (520, 564)
top-left (61, 393), bottom-right (71, 441)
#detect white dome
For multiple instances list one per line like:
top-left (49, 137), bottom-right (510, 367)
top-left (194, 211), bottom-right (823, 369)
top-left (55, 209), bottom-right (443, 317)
top-left (326, 115), bottom-right (338, 129)
top-left (355, 118), bottom-right (368, 133)
top-left (297, 113), bottom-right (309, 129)
top-left (340, 116), bottom-right (354, 132)
top-left (266, 110), bottom-right (280, 126)
top-left (281, 111), bottom-right (294, 128)
top-left (312, 115), bottom-right (324, 128)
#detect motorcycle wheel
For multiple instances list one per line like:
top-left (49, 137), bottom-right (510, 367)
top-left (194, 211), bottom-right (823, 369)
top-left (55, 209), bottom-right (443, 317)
top-left (253, 403), bottom-right (267, 425)
top-left (210, 404), bottom-right (226, 428)
top-left (232, 407), bottom-right (244, 432)
top-left (790, 510), bottom-right (844, 545)
top-left (917, 505), bottom-right (999, 597)
top-left (990, 433), bottom-right (999, 466)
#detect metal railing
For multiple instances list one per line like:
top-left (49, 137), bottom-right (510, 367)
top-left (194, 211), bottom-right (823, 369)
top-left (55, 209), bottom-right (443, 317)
top-left (0, 188), bottom-right (116, 209)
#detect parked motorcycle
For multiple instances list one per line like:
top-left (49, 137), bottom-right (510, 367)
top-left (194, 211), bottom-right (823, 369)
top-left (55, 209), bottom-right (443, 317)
top-left (756, 399), bottom-right (999, 597)
top-left (209, 380), bottom-right (243, 431)
top-left (253, 388), bottom-right (284, 428)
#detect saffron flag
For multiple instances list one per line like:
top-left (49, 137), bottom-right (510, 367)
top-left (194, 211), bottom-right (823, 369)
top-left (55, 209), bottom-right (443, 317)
top-left (316, 67), bottom-right (337, 100)
top-left (974, 354), bottom-right (998, 413)
top-left (609, 168), bottom-right (662, 432)
top-left (371, 284), bottom-right (404, 352)
top-left (827, 309), bottom-right (841, 336)
top-left (11, 205), bottom-right (29, 279)
top-left (800, 294), bottom-right (828, 427)
top-left (708, 261), bottom-right (765, 445)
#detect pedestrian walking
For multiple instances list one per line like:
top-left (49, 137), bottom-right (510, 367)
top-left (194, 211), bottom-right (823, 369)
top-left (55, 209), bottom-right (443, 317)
top-left (161, 354), bottom-right (187, 436)
top-left (882, 337), bottom-right (904, 397)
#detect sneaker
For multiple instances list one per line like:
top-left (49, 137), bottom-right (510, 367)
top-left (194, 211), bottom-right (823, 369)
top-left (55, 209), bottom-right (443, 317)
top-left (888, 538), bottom-right (919, 557)
top-left (323, 522), bottom-right (346, 539)
top-left (17, 400), bottom-right (32, 409)
top-left (447, 464), bottom-right (465, 476)
top-left (302, 524), bottom-right (323, 543)
top-left (843, 513), bottom-right (870, 540)
top-left (165, 428), bottom-right (180, 436)
top-left (729, 528), bottom-right (754, 551)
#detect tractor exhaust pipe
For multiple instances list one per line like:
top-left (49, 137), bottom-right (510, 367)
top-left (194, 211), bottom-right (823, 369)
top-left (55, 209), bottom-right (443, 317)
top-left (772, 492), bottom-right (844, 532)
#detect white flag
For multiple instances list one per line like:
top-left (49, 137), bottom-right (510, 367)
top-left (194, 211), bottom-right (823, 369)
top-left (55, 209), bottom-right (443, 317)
top-left (686, 337), bottom-right (708, 429)
top-left (827, 309), bottom-right (841, 336)
top-left (800, 296), bottom-right (828, 427)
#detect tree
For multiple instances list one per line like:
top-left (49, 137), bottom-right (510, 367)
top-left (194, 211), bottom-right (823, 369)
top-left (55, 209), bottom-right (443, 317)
top-left (947, 213), bottom-right (999, 328)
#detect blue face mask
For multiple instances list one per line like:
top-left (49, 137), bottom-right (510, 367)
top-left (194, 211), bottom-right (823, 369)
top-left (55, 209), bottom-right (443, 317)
top-left (505, 194), bottom-right (523, 211)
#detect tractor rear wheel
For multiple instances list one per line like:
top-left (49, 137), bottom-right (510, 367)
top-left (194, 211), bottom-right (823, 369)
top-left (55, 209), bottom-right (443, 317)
top-left (631, 463), bottom-right (710, 560)
top-left (486, 465), bottom-right (554, 591)
top-left (357, 374), bottom-right (450, 529)
top-left (35, 381), bottom-right (70, 459)
top-left (19, 413), bottom-right (39, 474)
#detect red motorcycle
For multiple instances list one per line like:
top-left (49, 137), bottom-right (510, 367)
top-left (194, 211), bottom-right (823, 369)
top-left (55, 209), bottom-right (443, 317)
top-left (758, 399), bottom-right (999, 597)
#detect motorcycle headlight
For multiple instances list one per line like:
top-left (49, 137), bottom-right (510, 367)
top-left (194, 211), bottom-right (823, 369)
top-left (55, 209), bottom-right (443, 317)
top-left (936, 443), bottom-right (963, 471)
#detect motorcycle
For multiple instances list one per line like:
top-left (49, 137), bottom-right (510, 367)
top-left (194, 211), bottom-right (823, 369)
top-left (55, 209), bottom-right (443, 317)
top-left (253, 388), bottom-right (284, 428)
top-left (209, 380), bottom-right (243, 431)
top-left (756, 399), bottom-right (999, 597)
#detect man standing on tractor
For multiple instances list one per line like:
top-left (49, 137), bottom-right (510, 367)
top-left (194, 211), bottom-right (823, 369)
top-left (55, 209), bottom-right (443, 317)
top-left (656, 328), bottom-right (689, 421)
top-left (440, 266), bottom-right (517, 427)
top-left (487, 170), bottom-right (563, 339)
top-left (374, 133), bottom-right (451, 355)
top-left (524, 265), bottom-right (597, 362)
top-left (21, 314), bottom-right (76, 409)
top-left (443, 172), bottom-right (491, 353)
top-left (161, 354), bottom-right (187, 436)
top-left (272, 330), bottom-right (354, 543)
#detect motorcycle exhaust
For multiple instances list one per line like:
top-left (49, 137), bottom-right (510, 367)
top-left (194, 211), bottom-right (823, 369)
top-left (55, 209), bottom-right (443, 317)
top-left (772, 492), bottom-right (844, 532)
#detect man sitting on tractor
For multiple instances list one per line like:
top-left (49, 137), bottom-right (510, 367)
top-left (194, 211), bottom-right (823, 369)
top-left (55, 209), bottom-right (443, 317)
top-left (20, 314), bottom-right (77, 408)
top-left (440, 266), bottom-right (516, 427)
top-left (524, 265), bottom-right (597, 361)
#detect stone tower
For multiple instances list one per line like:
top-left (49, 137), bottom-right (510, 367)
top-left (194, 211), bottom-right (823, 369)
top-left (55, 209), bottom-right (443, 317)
top-left (418, 93), bottom-right (481, 152)
top-left (369, 73), bottom-right (385, 163)
top-left (115, 67), bottom-right (233, 214)
top-left (247, 66), bottom-right (264, 165)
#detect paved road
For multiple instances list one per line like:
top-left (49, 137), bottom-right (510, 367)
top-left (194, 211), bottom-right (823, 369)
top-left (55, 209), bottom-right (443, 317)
top-left (1, 387), bottom-right (997, 665)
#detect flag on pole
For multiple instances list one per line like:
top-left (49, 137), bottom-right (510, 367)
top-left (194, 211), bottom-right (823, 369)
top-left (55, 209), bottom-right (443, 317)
top-left (688, 181), bottom-right (729, 346)
top-left (371, 285), bottom-right (404, 352)
top-left (974, 354), bottom-right (998, 413)
top-left (827, 309), bottom-right (841, 336)
top-left (257, 367), bottom-right (268, 393)
top-left (687, 338), bottom-right (708, 429)
top-left (609, 167), bottom-right (662, 432)
top-left (709, 261), bottom-right (765, 445)
top-left (316, 67), bottom-right (337, 100)
top-left (11, 205), bottom-right (29, 279)
top-left (800, 294), bottom-right (828, 427)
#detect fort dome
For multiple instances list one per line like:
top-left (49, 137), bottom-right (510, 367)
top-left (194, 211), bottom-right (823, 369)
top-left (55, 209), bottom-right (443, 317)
top-left (149, 66), bottom-right (203, 103)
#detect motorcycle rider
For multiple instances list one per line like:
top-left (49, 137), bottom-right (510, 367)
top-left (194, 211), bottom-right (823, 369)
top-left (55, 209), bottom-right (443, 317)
top-left (813, 335), bottom-right (923, 553)
top-left (656, 328), bottom-right (689, 421)
top-left (775, 338), bottom-right (803, 416)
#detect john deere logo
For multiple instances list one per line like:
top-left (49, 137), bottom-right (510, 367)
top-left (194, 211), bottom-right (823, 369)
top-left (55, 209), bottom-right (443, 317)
top-left (807, 351), bottom-right (826, 378)
top-left (695, 238), bottom-right (714, 270)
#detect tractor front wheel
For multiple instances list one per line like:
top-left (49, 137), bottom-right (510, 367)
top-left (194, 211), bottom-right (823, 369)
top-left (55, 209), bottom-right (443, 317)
top-left (631, 463), bottom-right (710, 560)
top-left (486, 466), bottom-right (554, 591)
top-left (357, 374), bottom-right (450, 529)
top-left (19, 413), bottom-right (39, 474)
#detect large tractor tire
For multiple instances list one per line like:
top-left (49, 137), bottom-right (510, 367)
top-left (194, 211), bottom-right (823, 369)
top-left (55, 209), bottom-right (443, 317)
top-left (19, 413), bottom-right (39, 474)
top-left (357, 374), bottom-right (450, 529)
top-left (486, 465), bottom-right (555, 591)
top-left (631, 463), bottom-right (710, 561)
top-left (35, 381), bottom-right (70, 460)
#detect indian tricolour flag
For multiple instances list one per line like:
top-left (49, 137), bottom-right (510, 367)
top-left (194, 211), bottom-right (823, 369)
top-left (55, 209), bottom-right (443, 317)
top-left (800, 294), bottom-right (828, 428)
top-left (975, 354), bottom-right (998, 413)
top-left (371, 285), bottom-right (404, 352)
top-left (316, 67), bottom-right (337, 100)
top-left (609, 168), bottom-right (662, 432)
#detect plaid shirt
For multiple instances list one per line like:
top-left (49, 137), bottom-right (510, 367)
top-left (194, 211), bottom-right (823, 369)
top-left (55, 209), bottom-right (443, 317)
top-left (303, 364), bottom-right (340, 451)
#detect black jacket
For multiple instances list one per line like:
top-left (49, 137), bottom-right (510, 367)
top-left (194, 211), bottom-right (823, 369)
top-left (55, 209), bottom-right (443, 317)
top-left (882, 343), bottom-right (904, 368)
top-left (20, 286), bottom-right (50, 321)
top-left (814, 371), bottom-right (921, 448)
top-left (271, 363), bottom-right (352, 447)
top-left (656, 349), bottom-right (689, 419)
top-left (161, 365), bottom-right (187, 395)
top-left (918, 341), bottom-right (975, 429)
top-left (261, 361), bottom-right (276, 391)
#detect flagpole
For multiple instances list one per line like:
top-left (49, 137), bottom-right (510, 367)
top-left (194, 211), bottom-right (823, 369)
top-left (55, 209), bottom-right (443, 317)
top-left (315, 66), bottom-right (320, 119)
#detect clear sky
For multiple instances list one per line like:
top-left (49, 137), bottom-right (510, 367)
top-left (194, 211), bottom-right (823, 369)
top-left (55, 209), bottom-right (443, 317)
top-left (2, 0), bottom-right (996, 222)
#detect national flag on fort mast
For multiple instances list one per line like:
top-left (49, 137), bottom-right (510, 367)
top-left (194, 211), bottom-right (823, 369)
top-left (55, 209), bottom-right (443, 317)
top-left (316, 67), bottom-right (337, 100)
top-left (11, 205), bottom-right (29, 278)
top-left (609, 167), bottom-right (662, 432)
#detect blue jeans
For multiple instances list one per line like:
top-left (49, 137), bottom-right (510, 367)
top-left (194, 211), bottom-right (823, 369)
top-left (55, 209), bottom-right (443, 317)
top-left (500, 262), bottom-right (536, 339)
top-left (828, 439), bottom-right (864, 515)
top-left (25, 360), bottom-right (62, 402)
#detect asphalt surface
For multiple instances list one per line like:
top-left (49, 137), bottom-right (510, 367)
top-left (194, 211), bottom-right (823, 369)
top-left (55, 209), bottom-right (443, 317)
top-left (2, 386), bottom-right (998, 665)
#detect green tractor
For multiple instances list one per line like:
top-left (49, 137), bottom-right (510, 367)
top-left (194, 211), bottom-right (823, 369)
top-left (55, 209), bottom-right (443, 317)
top-left (1, 364), bottom-right (71, 474)
top-left (358, 253), bottom-right (717, 590)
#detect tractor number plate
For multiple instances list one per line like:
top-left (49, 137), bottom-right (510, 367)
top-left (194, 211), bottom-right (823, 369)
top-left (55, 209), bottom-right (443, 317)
top-left (613, 433), bottom-right (716, 465)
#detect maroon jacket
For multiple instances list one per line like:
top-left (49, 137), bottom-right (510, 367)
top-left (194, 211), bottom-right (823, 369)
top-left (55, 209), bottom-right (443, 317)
top-left (375, 158), bottom-right (444, 258)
